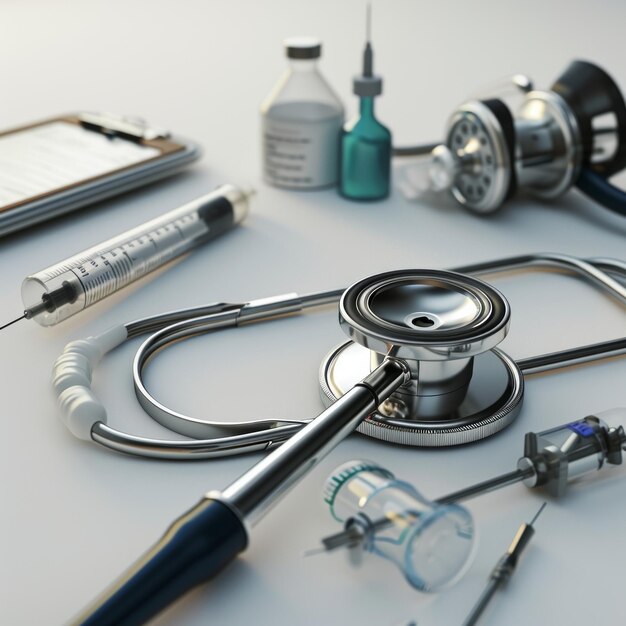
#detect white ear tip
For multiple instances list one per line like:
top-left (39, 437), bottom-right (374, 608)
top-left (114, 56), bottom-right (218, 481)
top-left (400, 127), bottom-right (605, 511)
top-left (57, 386), bottom-right (107, 441)
top-left (52, 352), bottom-right (92, 394)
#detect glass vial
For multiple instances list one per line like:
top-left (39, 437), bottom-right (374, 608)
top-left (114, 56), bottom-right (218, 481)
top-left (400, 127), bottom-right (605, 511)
top-left (260, 37), bottom-right (344, 189)
top-left (338, 8), bottom-right (392, 201)
top-left (324, 460), bottom-right (475, 592)
top-left (340, 98), bottom-right (392, 200)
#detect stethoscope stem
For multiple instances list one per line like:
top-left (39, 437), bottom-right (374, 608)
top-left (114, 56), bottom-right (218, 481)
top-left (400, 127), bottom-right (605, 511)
top-left (219, 358), bottom-right (410, 526)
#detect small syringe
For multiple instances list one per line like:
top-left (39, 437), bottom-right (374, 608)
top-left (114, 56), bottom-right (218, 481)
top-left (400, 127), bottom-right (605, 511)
top-left (437, 408), bottom-right (626, 504)
top-left (1, 183), bottom-right (252, 329)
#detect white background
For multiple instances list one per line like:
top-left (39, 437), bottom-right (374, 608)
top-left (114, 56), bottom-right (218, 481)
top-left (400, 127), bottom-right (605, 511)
top-left (1, 1), bottom-right (625, 625)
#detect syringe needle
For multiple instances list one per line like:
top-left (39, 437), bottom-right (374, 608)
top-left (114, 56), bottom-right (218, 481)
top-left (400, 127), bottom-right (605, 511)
top-left (0, 313), bottom-right (26, 331)
top-left (462, 503), bottom-right (547, 626)
top-left (306, 521), bottom-right (373, 558)
top-left (529, 501), bottom-right (547, 527)
top-left (303, 546), bottom-right (329, 558)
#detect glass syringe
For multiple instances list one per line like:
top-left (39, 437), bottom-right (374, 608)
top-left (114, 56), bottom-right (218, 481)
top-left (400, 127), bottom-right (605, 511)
top-left (5, 183), bottom-right (251, 328)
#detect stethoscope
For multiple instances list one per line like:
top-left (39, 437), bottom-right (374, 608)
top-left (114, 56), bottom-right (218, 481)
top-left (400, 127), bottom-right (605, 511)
top-left (394, 60), bottom-right (626, 217)
top-left (53, 253), bottom-right (626, 460)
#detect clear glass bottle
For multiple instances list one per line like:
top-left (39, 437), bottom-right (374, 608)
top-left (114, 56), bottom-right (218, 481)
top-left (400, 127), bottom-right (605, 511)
top-left (260, 37), bottom-right (344, 189)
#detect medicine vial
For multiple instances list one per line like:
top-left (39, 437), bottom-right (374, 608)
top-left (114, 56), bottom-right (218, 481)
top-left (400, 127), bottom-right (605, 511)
top-left (261, 37), bottom-right (344, 189)
top-left (339, 7), bottom-right (392, 201)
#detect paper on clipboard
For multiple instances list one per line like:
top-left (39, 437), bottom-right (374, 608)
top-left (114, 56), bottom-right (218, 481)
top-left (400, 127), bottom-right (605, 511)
top-left (0, 113), bottom-right (200, 238)
top-left (0, 121), bottom-right (160, 209)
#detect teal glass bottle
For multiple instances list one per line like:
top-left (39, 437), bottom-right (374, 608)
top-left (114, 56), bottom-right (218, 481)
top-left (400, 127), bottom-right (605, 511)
top-left (339, 96), bottom-right (392, 201)
top-left (339, 6), bottom-right (391, 201)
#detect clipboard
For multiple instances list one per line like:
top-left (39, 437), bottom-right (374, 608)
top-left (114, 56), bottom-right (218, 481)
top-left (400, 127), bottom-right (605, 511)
top-left (0, 112), bottom-right (201, 237)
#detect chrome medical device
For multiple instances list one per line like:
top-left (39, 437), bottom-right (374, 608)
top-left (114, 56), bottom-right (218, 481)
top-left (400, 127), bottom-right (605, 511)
top-left (52, 253), bottom-right (626, 458)
top-left (311, 409), bottom-right (624, 593)
top-left (0, 184), bottom-right (252, 330)
top-left (462, 503), bottom-right (546, 626)
top-left (395, 60), bottom-right (626, 217)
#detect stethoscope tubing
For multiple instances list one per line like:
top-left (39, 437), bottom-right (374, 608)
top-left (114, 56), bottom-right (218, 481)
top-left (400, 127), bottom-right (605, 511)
top-left (576, 168), bottom-right (626, 217)
top-left (59, 253), bottom-right (626, 460)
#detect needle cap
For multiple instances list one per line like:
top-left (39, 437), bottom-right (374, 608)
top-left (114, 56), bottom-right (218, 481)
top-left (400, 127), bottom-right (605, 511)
top-left (353, 75), bottom-right (382, 97)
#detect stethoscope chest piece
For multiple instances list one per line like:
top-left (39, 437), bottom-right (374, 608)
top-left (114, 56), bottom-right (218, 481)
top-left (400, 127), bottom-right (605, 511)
top-left (445, 100), bottom-right (515, 213)
top-left (319, 269), bottom-right (524, 446)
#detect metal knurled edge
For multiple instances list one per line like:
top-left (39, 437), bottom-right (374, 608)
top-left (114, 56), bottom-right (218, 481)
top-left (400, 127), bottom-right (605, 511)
top-left (319, 345), bottom-right (524, 447)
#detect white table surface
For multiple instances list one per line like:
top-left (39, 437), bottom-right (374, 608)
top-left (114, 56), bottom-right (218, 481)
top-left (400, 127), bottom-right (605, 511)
top-left (2, 1), bottom-right (626, 625)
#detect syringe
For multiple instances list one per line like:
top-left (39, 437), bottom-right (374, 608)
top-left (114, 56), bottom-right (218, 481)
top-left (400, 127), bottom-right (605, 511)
top-left (1, 184), bottom-right (252, 328)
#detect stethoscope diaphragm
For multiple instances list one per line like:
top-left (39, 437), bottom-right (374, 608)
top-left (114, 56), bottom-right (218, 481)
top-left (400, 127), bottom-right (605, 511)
top-left (321, 269), bottom-right (523, 446)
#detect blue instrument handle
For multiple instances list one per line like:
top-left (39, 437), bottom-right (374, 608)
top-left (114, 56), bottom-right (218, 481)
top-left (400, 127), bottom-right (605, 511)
top-left (74, 498), bottom-right (247, 626)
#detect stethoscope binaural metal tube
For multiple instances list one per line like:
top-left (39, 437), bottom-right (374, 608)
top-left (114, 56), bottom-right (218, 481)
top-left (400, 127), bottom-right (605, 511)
top-left (517, 337), bottom-right (626, 375)
top-left (452, 252), bottom-right (626, 304)
top-left (54, 253), bottom-right (626, 460)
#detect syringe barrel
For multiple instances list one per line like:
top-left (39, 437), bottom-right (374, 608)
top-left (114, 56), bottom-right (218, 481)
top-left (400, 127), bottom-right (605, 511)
top-left (21, 184), bottom-right (251, 326)
top-left (520, 409), bottom-right (626, 495)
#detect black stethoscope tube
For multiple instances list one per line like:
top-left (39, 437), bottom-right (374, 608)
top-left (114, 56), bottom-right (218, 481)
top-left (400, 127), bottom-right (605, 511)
top-left (576, 168), bottom-right (626, 217)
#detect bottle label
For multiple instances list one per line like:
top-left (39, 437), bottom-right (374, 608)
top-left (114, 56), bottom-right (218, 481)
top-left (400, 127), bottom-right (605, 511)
top-left (262, 104), bottom-right (342, 188)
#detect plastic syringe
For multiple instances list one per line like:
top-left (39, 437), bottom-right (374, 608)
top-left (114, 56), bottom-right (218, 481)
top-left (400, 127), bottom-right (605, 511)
top-left (10, 184), bottom-right (251, 327)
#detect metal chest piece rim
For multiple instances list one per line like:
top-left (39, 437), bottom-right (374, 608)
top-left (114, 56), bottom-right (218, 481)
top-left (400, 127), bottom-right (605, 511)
top-left (319, 269), bottom-right (524, 447)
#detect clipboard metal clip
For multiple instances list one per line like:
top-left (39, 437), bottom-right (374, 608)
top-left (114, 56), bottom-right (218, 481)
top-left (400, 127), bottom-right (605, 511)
top-left (78, 112), bottom-right (170, 142)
